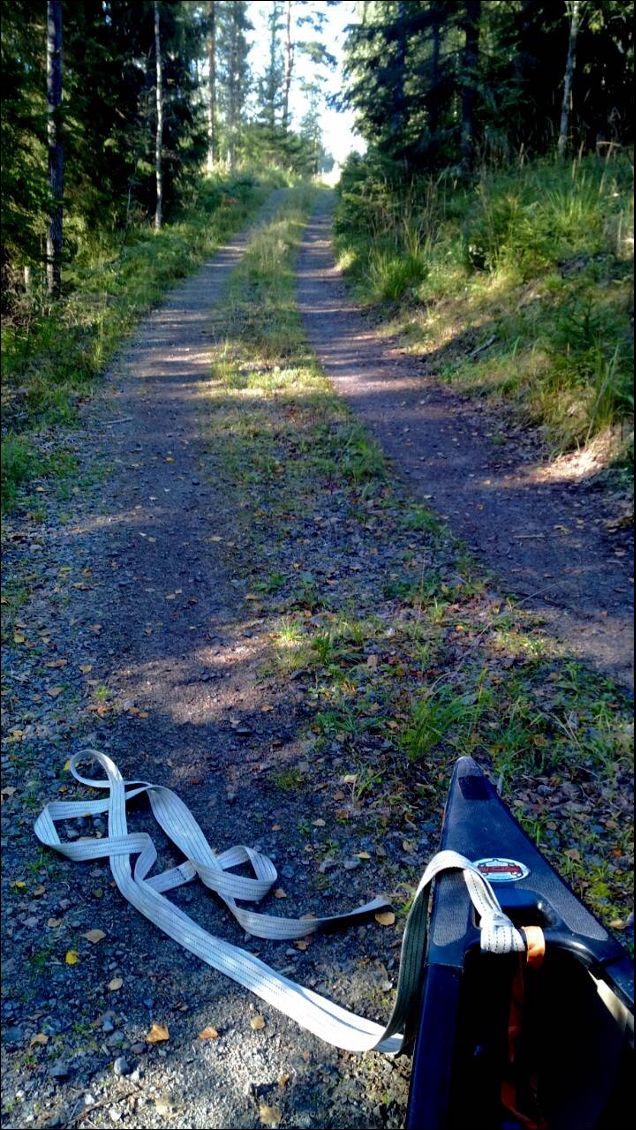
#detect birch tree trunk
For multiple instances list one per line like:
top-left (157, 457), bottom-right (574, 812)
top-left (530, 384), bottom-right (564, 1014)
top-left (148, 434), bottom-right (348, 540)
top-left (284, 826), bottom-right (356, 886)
top-left (46, 0), bottom-right (63, 297)
top-left (154, 1), bottom-right (163, 230)
top-left (206, 0), bottom-right (216, 173)
top-left (558, 0), bottom-right (581, 159)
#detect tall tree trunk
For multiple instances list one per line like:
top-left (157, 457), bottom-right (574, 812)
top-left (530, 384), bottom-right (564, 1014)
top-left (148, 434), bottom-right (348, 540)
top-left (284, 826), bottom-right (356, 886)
top-left (46, 0), bottom-right (63, 298)
top-left (154, 1), bottom-right (163, 229)
top-left (558, 0), bottom-right (581, 159)
top-left (265, 2), bottom-right (280, 134)
top-left (227, 11), bottom-right (237, 167)
top-left (391, 2), bottom-right (408, 140)
top-left (428, 6), bottom-right (442, 156)
top-left (206, 0), bottom-right (216, 173)
top-left (460, 0), bottom-right (480, 174)
top-left (282, 1), bottom-right (294, 133)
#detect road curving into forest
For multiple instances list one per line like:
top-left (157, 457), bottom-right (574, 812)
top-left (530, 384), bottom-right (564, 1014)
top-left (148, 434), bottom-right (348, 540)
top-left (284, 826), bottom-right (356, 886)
top-left (296, 192), bottom-right (634, 693)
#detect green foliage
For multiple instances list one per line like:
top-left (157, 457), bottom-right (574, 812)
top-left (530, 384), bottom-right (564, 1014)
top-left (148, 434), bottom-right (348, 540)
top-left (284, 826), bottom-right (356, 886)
top-left (342, 1), bottom-right (634, 172)
top-left (1, 436), bottom-right (42, 509)
top-left (340, 423), bottom-right (387, 483)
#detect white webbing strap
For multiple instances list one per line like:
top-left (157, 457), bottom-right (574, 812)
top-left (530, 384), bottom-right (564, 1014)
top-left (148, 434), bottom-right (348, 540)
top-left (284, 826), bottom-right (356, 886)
top-left (34, 751), bottom-right (525, 1053)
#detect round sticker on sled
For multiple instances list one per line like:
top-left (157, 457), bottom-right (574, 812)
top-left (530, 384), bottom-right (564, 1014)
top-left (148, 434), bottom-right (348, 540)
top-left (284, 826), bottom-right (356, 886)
top-left (474, 857), bottom-right (530, 882)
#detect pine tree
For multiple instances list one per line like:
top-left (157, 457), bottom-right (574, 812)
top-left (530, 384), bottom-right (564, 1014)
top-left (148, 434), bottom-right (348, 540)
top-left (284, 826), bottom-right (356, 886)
top-left (154, 1), bottom-right (163, 229)
top-left (206, 1), bottom-right (217, 172)
top-left (1, 0), bottom-right (47, 299)
top-left (258, 0), bottom-right (285, 136)
top-left (46, 0), bottom-right (63, 296)
top-left (217, 0), bottom-right (252, 167)
top-left (460, 0), bottom-right (481, 174)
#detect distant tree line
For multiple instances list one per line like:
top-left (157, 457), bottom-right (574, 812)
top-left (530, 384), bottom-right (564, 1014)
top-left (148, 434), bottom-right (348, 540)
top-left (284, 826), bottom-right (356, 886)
top-left (1, 0), bottom-right (334, 300)
top-left (342, 0), bottom-right (633, 173)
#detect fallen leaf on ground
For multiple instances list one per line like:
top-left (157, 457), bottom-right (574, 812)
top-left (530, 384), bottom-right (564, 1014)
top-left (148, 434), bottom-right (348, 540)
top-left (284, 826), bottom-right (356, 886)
top-left (32, 885), bottom-right (46, 897)
top-left (47, 918), bottom-right (62, 928)
top-left (46, 686), bottom-right (64, 698)
top-left (259, 1103), bottom-right (282, 1126)
top-left (146, 1023), bottom-right (169, 1043)
top-left (273, 888), bottom-right (287, 899)
top-left (198, 1026), bottom-right (219, 1040)
top-left (107, 977), bottom-right (123, 991)
top-left (45, 659), bottom-right (67, 669)
top-left (374, 911), bottom-right (396, 926)
top-left (250, 1015), bottom-right (266, 1030)
top-left (30, 1033), bottom-right (49, 1047)
top-left (83, 929), bottom-right (106, 944)
top-left (65, 950), bottom-right (80, 965)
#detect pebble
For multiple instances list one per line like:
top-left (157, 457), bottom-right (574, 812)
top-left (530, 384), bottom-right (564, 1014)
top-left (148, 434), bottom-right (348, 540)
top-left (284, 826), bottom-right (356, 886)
top-left (50, 1062), bottom-right (70, 1079)
top-left (318, 858), bottom-right (336, 873)
top-left (113, 1056), bottom-right (132, 1077)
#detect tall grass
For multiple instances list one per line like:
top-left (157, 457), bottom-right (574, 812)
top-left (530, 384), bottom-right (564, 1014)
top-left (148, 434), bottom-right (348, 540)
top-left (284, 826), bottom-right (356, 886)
top-left (335, 153), bottom-right (634, 459)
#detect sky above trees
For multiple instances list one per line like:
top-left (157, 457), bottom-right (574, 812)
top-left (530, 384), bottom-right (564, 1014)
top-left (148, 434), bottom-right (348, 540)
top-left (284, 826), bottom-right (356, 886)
top-left (248, 0), bottom-right (363, 165)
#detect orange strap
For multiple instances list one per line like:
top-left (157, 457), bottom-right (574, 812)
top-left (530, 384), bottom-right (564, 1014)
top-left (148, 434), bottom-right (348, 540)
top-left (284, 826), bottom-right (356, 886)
top-left (501, 927), bottom-right (548, 1130)
top-left (522, 926), bottom-right (546, 968)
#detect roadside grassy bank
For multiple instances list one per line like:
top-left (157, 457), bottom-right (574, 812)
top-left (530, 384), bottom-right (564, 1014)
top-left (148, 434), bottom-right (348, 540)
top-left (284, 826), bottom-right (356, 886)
top-left (334, 153), bottom-right (634, 469)
top-left (202, 186), bottom-right (633, 943)
top-left (1, 171), bottom-right (284, 513)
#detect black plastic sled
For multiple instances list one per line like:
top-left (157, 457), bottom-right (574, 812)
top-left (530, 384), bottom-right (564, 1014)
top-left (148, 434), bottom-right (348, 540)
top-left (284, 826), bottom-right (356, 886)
top-left (405, 757), bottom-right (634, 1130)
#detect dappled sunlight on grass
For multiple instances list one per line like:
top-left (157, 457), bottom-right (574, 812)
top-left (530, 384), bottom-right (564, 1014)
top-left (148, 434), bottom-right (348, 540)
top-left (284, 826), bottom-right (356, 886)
top-left (335, 154), bottom-right (634, 460)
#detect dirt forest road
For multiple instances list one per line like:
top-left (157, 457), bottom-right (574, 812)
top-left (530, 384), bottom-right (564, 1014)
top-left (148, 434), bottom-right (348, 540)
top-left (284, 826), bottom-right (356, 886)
top-left (1, 192), bottom-right (414, 1130)
top-left (296, 193), bottom-right (634, 693)
top-left (1, 187), bottom-right (632, 1130)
